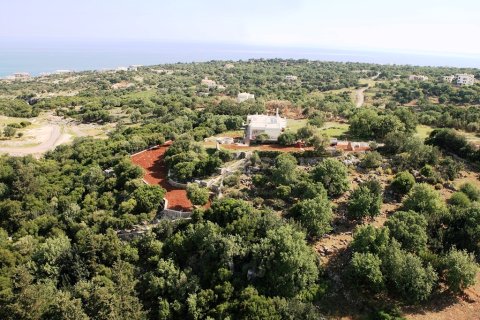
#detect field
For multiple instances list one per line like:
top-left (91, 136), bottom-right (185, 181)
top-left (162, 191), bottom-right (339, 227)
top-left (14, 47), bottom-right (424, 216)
top-left (416, 125), bottom-right (434, 140)
top-left (286, 119), bottom-right (350, 139)
top-left (456, 129), bottom-right (480, 145)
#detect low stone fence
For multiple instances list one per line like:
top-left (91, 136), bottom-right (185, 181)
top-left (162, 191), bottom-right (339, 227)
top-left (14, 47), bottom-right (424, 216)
top-left (162, 209), bottom-right (192, 220)
top-left (160, 198), bottom-right (192, 220)
top-left (167, 170), bottom-right (189, 189)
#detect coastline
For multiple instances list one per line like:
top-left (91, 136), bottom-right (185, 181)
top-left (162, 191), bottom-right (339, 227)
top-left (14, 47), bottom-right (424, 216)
top-left (1, 41), bottom-right (480, 77)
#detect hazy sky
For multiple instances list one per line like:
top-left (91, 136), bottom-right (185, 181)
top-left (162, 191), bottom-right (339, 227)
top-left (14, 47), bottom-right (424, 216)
top-left (2, 0), bottom-right (479, 54)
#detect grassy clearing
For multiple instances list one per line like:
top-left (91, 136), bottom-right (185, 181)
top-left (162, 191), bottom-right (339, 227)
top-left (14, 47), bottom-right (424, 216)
top-left (359, 78), bottom-right (376, 87)
top-left (319, 122), bottom-right (350, 138)
top-left (455, 175), bottom-right (480, 189)
top-left (125, 90), bottom-right (157, 99)
top-left (415, 125), bottom-right (434, 140)
top-left (215, 130), bottom-right (243, 138)
top-left (455, 129), bottom-right (480, 144)
top-left (0, 115), bottom-right (32, 126)
top-left (286, 119), bottom-right (349, 139)
top-left (286, 119), bottom-right (308, 132)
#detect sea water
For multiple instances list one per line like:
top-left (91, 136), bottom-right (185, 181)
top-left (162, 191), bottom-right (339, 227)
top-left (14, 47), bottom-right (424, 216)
top-left (1, 40), bottom-right (479, 77)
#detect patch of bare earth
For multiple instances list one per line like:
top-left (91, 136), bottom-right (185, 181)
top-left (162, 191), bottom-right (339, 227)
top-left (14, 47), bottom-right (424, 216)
top-left (404, 275), bottom-right (480, 320)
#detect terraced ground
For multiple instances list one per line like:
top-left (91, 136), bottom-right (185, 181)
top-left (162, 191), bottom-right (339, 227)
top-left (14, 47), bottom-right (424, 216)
top-left (131, 141), bottom-right (193, 211)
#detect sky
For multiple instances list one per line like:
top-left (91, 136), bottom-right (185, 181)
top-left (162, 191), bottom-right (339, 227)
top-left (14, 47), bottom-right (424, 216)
top-left (1, 0), bottom-right (480, 55)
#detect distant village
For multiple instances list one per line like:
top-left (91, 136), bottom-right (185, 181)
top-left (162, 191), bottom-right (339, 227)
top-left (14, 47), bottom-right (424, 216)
top-left (409, 73), bottom-right (475, 85)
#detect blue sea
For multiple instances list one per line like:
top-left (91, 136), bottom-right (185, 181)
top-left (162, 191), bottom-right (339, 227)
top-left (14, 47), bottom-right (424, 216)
top-left (1, 40), bottom-right (479, 77)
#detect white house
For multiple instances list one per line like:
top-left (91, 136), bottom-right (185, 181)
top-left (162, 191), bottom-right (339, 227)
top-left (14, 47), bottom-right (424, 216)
top-left (285, 75), bottom-right (298, 81)
top-left (244, 111), bottom-right (287, 144)
top-left (13, 72), bottom-right (31, 80)
top-left (237, 92), bottom-right (255, 103)
top-left (54, 70), bottom-right (73, 75)
top-left (455, 74), bottom-right (475, 86)
top-left (443, 75), bottom-right (455, 83)
top-left (201, 77), bottom-right (217, 89)
top-left (409, 75), bottom-right (429, 81)
top-left (128, 65), bottom-right (143, 71)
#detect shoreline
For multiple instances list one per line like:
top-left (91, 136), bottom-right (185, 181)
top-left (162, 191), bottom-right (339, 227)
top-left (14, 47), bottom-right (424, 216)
top-left (1, 42), bottom-right (480, 77)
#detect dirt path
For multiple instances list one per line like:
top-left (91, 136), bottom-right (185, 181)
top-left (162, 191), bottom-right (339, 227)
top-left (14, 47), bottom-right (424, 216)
top-left (355, 73), bottom-right (380, 108)
top-left (355, 87), bottom-right (368, 107)
top-left (0, 113), bottom-right (112, 158)
top-left (0, 124), bottom-right (66, 157)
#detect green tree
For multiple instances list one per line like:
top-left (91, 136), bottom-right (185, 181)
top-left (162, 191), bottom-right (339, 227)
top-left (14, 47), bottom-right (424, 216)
top-left (459, 182), bottom-right (480, 201)
top-left (252, 224), bottom-right (319, 298)
top-left (288, 196), bottom-right (333, 238)
top-left (133, 184), bottom-right (166, 214)
top-left (3, 126), bottom-right (16, 138)
top-left (271, 153), bottom-right (298, 186)
top-left (390, 171), bottom-right (415, 195)
top-left (385, 211), bottom-right (428, 253)
top-left (349, 109), bottom-right (380, 139)
top-left (308, 111), bottom-right (326, 127)
top-left (236, 287), bottom-right (282, 320)
top-left (277, 132), bottom-right (297, 146)
top-left (32, 234), bottom-right (71, 280)
top-left (383, 241), bottom-right (437, 302)
top-left (311, 159), bottom-right (349, 197)
top-left (349, 252), bottom-right (384, 292)
top-left (41, 291), bottom-right (89, 320)
top-left (449, 192), bottom-right (471, 207)
top-left (347, 180), bottom-right (382, 220)
top-left (443, 248), bottom-right (478, 294)
top-left (297, 125), bottom-right (316, 142)
top-left (360, 151), bottom-right (382, 169)
top-left (204, 198), bottom-right (254, 227)
top-left (292, 180), bottom-right (327, 200)
top-left (186, 183), bottom-right (210, 206)
top-left (255, 133), bottom-right (270, 144)
top-left (402, 183), bottom-right (447, 222)
top-left (351, 224), bottom-right (390, 254)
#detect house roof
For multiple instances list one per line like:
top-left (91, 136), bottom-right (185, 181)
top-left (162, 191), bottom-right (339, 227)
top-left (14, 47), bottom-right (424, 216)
top-left (246, 114), bottom-right (287, 129)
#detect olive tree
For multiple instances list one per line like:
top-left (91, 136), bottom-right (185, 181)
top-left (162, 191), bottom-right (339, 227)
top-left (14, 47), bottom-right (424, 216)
top-left (288, 196), bottom-right (333, 238)
top-left (186, 183), bottom-right (210, 206)
top-left (443, 248), bottom-right (478, 294)
top-left (311, 158), bottom-right (349, 197)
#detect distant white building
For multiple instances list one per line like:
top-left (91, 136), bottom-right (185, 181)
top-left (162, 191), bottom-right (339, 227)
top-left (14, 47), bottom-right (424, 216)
top-left (285, 75), bottom-right (298, 81)
top-left (237, 92), bottom-right (255, 103)
top-left (443, 75), bottom-right (455, 83)
top-left (128, 65), bottom-right (143, 71)
top-left (201, 77), bottom-right (217, 89)
top-left (54, 70), bottom-right (73, 74)
top-left (409, 75), bottom-right (429, 81)
top-left (455, 74), bottom-right (475, 86)
top-left (13, 72), bottom-right (31, 80)
top-left (224, 63), bottom-right (235, 69)
top-left (244, 111), bottom-right (287, 144)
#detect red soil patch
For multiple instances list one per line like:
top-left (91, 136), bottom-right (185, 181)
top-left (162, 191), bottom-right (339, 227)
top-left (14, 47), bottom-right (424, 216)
top-left (131, 142), bottom-right (192, 211)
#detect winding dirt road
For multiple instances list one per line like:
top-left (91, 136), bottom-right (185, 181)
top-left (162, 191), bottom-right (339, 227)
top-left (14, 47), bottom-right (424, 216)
top-left (0, 124), bottom-right (66, 157)
top-left (355, 87), bottom-right (368, 107)
top-left (355, 72), bottom-right (381, 108)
